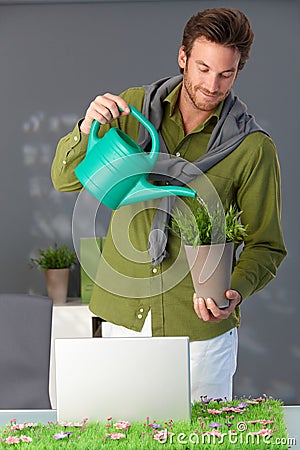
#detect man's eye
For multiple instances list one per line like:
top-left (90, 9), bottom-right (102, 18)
top-left (221, 73), bottom-right (233, 79)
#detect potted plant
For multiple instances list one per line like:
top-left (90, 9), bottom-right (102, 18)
top-left (31, 243), bottom-right (77, 304)
top-left (171, 199), bottom-right (247, 308)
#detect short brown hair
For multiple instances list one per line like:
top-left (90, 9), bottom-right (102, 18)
top-left (181, 8), bottom-right (254, 71)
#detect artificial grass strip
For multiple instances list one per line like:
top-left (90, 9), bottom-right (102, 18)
top-left (0, 395), bottom-right (289, 449)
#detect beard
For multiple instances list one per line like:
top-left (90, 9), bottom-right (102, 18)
top-left (183, 71), bottom-right (230, 112)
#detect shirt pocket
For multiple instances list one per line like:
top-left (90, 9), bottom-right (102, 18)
top-left (189, 173), bottom-right (235, 209)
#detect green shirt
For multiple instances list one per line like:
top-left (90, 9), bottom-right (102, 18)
top-left (51, 84), bottom-right (287, 341)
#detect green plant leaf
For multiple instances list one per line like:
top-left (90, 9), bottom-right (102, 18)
top-left (170, 198), bottom-right (247, 247)
top-left (30, 243), bottom-right (77, 270)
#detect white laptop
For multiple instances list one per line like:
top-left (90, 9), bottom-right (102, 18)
top-left (55, 337), bottom-right (191, 423)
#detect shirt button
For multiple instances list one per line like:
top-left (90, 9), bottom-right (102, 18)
top-left (139, 308), bottom-right (144, 313)
top-left (152, 267), bottom-right (158, 274)
top-left (62, 160), bottom-right (67, 165)
top-left (175, 151), bottom-right (181, 157)
top-left (74, 136), bottom-right (78, 142)
top-left (137, 314), bottom-right (143, 319)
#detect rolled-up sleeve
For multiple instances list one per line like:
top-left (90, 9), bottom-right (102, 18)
top-left (51, 120), bottom-right (89, 192)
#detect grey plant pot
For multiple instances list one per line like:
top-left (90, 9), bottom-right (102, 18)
top-left (44, 268), bottom-right (70, 305)
top-left (184, 242), bottom-right (234, 309)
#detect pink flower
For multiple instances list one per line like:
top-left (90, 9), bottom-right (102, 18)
top-left (258, 428), bottom-right (274, 436)
top-left (259, 420), bottom-right (274, 425)
top-left (106, 432), bottom-right (126, 440)
top-left (54, 431), bottom-right (73, 440)
top-left (5, 436), bottom-right (20, 444)
top-left (202, 429), bottom-right (223, 437)
top-left (248, 419), bottom-right (274, 425)
top-left (20, 435), bottom-right (33, 443)
top-left (114, 421), bottom-right (131, 430)
top-left (247, 397), bottom-right (264, 404)
top-left (26, 422), bottom-right (37, 428)
top-left (229, 407), bottom-right (244, 413)
top-left (60, 421), bottom-right (72, 427)
top-left (60, 421), bottom-right (82, 428)
top-left (248, 428), bottom-right (274, 436)
top-left (207, 409), bottom-right (222, 415)
top-left (12, 423), bottom-right (25, 431)
top-left (221, 407), bottom-right (232, 412)
top-left (210, 429), bottom-right (223, 437)
top-left (153, 429), bottom-right (169, 442)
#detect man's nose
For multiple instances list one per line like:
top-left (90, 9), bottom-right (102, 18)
top-left (206, 75), bottom-right (219, 93)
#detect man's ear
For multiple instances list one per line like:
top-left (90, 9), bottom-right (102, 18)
top-left (178, 46), bottom-right (187, 70)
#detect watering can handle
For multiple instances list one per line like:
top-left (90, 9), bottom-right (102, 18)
top-left (88, 105), bottom-right (160, 161)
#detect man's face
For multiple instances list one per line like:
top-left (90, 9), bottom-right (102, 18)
top-left (178, 37), bottom-right (241, 113)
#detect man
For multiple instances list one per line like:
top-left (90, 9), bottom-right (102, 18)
top-left (51, 8), bottom-right (286, 401)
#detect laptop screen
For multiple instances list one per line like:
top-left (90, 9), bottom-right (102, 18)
top-left (55, 337), bottom-right (191, 423)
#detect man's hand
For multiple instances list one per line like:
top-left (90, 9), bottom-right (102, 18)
top-left (80, 93), bottom-right (130, 135)
top-left (193, 289), bottom-right (241, 322)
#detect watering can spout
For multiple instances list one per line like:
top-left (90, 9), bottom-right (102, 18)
top-left (118, 176), bottom-right (197, 207)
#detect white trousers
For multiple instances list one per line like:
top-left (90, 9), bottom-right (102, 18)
top-left (101, 312), bottom-right (238, 402)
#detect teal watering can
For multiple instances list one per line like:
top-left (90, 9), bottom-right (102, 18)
top-left (75, 105), bottom-right (197, 209)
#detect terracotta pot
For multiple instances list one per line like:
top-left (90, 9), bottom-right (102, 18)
top-left (44, 268), bottom-right (70, 305)
top-left (184, 242), bottom-right (234, 309)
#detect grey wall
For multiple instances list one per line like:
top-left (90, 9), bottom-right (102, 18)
top-left (0, 0), bottom-right (299, 403)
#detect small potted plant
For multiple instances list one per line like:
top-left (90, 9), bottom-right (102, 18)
top-left (31, 243), bottom-right (77, 304)
top-left (171, 199), bottom-right (247, 308)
